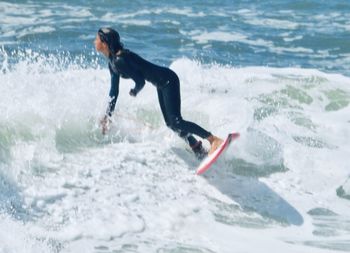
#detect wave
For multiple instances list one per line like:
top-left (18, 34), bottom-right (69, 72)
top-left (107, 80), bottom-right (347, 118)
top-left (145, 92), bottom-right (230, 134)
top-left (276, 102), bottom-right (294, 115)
top-left (1, 51), bottom-right (349, 169)
top-left (1, 52), bottom-right (350, 252)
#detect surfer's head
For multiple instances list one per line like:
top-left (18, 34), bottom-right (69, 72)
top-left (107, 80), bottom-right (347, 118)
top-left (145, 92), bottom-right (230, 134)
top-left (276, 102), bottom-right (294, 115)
top-left (95, 28), bottom-right (124, 56)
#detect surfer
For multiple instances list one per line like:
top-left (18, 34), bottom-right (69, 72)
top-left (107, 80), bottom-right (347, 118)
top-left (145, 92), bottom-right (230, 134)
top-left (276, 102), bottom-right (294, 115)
top-left (94, 27), bottom-right (223, 158)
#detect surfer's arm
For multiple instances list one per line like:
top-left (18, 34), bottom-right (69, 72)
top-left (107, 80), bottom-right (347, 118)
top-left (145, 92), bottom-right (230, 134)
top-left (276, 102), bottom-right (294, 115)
top-left (106, 65), bottom-right (120, 117)
top-left (116, 57), bottom-right (145, 96)
top-left (128, 71), bottom-right (145, 97)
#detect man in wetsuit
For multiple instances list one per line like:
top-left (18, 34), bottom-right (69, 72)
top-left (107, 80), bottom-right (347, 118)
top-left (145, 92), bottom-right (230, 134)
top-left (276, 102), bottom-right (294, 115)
top-left (94, 27), bottom-right (223, 158)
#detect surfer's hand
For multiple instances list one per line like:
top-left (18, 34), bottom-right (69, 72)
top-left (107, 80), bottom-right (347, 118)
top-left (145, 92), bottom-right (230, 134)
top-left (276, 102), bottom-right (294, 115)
top-left (129, 88), bottom-right (137, 97)
top-left (100, 115), bottom-right (111, 135)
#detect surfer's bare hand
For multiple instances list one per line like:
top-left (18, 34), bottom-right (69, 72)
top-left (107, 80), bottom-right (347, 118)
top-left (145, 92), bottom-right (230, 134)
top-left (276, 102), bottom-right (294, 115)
top-left (100, 115), bottom-right (111, 135)
top-left (129, 88), bottom-right (137, 97)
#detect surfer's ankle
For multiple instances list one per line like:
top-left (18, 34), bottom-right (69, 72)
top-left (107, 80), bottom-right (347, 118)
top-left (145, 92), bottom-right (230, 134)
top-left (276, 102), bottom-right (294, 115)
top-left (191, 140), bottom-right (207, 160)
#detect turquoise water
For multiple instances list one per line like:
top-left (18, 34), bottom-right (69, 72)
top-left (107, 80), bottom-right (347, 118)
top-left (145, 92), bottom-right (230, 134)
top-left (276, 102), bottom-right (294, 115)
top-left (1, 0), bottom-right (350, 73)
top-left (1, 1), bottom-right (350, 253)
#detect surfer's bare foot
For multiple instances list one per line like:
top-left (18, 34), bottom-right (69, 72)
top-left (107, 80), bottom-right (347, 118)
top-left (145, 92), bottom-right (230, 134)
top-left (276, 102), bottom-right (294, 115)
top-left (207, 135), bottom-right (224, 155)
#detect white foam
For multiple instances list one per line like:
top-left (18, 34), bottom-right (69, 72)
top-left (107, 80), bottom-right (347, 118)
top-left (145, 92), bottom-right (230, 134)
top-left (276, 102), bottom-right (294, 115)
top-left (244, 18), bottom-right (299, 30)
top-left (191, 31), bottom-right (248, 43)
top-left (101, 7), bottom-right (205, 22)
top-left (118, 19), bottom-right (152, 26)
top-left (283, 35), bottom-right (303, 42)
top-left (339, 178), bottom-right (350, 198)
top-left (165, 7), bottom-right (205, 17)
top-left (0, 1), bottom-right (96, 39)
top-left (17, 26), bottom-right (56, 39)
top-left (271, 46), bottom-right (314, 54)
top-left (0, 214), bottom-right (51, 253)
top-left (182, 29), bottom-right (274, 48)
top-left (1, 55), bottom-right (350, 252)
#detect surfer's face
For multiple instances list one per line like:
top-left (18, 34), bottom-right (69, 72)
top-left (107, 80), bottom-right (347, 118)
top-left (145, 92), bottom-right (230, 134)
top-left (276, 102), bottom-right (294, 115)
top-left (94, 34), bottom-right (108, 54)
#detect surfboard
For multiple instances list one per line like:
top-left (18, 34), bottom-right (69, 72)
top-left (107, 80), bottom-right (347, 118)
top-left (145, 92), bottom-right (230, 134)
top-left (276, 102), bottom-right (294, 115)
top-left (196, 132), bottom-right (240, 175)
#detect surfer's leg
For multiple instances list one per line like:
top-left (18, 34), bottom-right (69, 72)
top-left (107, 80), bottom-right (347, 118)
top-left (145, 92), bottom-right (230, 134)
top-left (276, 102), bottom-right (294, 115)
top-left (157, 87), bottom-right (200, 148)
top-left (156, 87), bottom-right (171, 127)
top-left (158, 80), bottom-right (216, 158)
top-left (160, 79), bottom-right (223, 155)
top-left (161, 80), bottom-right (212, 139)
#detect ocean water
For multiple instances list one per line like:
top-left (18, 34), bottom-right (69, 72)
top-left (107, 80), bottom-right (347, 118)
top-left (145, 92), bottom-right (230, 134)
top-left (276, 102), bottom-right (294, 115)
top-left (1, 0), bottom-right (350, 252)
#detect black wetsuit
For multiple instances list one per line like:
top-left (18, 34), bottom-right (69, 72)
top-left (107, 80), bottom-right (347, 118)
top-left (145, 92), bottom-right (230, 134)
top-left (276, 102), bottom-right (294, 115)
top-left (106, 49), bottom-right (212, 147)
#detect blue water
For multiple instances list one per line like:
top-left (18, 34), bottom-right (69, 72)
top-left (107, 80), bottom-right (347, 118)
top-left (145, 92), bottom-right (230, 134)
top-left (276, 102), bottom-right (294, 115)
top-left (1, 1), bottom-right (350, 253)
top-left (1, 0), bottom-right (350, 74)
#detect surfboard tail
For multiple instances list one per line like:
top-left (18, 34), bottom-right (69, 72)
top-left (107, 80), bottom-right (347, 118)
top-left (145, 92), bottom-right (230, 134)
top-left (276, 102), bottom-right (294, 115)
top-left (196, 132), bottom-right (240, 175)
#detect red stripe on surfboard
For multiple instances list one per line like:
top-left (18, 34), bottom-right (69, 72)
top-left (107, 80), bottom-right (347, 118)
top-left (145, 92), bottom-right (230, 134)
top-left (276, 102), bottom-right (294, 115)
top-left (196, 132), bottom-right (240, 175)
